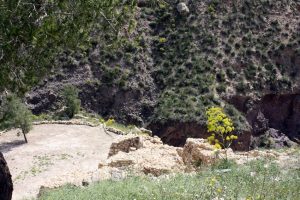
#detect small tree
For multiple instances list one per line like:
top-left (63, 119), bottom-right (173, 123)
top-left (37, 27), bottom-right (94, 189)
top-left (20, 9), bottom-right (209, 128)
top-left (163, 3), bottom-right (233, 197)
top-left (0, 94), bottom-right (32, 143)
top-left (206, 107), bottom-right (238, 159)
top-left (61, 86), bottom-right (81, 119)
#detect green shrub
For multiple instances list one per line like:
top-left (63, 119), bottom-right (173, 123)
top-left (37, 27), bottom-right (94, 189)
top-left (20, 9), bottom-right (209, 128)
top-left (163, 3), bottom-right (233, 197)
top-left (61, 86), bottom-right (81, 119)
top-left (0, 94), bottom-right (32, 142)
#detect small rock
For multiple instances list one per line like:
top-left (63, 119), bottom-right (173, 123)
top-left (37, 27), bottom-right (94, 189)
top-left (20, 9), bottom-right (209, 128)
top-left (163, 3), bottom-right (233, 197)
top-left (82, 180), bottom-right (89, 187)
top-left (129, 147), bottom-right (137, 151)
top-left (98, 162), bottom-right (106, 169)
top-left (177, 3), bottom-right (190, 15)
top-left (140, 128), bottom-right (152, 135)
top-left (110, 168), bottom-right (127, 181)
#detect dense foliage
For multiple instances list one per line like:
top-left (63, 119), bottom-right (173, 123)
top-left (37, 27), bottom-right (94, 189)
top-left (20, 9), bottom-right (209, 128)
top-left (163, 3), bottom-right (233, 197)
top-left (0, 0), bottom-right (138, 95)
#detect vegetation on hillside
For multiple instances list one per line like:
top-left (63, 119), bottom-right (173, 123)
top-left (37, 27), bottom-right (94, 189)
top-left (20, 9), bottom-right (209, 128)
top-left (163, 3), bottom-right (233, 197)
top-left (149, 0), bottom-right (299, 127)
top-left (61, 85), bottom-right (81, 119)
top-left (1, 0), bottom-right (299, 132)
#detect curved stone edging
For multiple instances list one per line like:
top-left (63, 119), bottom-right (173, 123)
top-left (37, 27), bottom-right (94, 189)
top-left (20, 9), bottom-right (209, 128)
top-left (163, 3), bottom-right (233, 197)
top-left (32, 120), bottom-right (97, 127)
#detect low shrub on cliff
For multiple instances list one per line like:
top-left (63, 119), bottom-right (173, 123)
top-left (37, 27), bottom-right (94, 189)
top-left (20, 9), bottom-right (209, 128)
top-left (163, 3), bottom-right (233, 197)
top-left (61, 86), bottom-right (81, 119)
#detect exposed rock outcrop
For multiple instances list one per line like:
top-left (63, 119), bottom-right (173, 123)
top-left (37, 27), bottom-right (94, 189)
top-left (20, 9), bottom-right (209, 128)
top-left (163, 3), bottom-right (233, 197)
top-left (228, 94), bottom-right (300, 143)
top-left (251, 128), bottom-right (297, 149)
top-left (0, 152), bottom-right (13, 200)
top-left (99, 135), bottom-right (298, 179)
top-left (100, 135), bottom-right (184, 177)
top-left (181, 138), bottom-right (216, 167)
top-left (108, 135), bottom-right (144, 157)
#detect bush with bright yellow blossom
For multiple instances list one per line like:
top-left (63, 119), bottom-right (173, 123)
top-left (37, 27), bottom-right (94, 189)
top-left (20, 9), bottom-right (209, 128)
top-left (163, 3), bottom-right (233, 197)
top-left (206, 107), bottom-right (238, 150)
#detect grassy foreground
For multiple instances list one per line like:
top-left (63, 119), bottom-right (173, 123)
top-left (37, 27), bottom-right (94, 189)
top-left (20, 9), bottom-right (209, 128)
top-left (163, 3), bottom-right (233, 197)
top-left (39, 160), bottom-right (299, 200)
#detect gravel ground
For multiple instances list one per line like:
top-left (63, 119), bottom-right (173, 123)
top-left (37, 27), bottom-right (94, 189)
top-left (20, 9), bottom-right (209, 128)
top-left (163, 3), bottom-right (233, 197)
top-left (0, 124), bottom-right (119, 200)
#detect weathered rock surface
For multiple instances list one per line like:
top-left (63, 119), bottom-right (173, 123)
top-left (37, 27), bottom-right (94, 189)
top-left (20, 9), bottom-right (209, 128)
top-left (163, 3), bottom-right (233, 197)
top-left (181, 138), bottom-right (216, 167)
top-left (100, 135), bottom-right (184, 177)
top-left (99, 135), bottom-right (298, 178)
top-left (250, 128), bottom-right (297, 149)
top-left (0, 152), bottom-right (13, 200)
top-left (108, 135), bottom-right (144, 157)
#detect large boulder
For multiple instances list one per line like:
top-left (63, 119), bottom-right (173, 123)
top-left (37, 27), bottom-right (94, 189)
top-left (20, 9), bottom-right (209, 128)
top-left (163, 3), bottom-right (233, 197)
top-left (181, 138), bottom-right (217, 167)
top-left (0, 152), bottom-right (13, 200)
top-left (108, 135), bottom-right (144, 157)
top-left (100, 135), bottom-right (184, 176)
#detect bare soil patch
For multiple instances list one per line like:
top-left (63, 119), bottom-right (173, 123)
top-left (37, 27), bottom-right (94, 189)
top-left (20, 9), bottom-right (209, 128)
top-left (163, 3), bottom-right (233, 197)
top-left (0, 124), bottom-right (118, 200)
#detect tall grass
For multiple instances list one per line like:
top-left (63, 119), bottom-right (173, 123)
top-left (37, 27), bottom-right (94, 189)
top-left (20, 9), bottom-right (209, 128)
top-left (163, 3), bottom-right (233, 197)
top-left (39, 159), bottom-right (300, 200)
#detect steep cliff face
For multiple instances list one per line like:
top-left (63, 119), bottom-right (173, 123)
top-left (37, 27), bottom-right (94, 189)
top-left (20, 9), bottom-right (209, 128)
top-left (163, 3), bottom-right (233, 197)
top-left (26, 0), bottom-right (300, 148)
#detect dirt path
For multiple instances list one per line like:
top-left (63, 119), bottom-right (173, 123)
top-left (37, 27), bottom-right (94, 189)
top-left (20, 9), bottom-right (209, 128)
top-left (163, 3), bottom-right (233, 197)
top-left (0, 124), bottom-right (119, 200)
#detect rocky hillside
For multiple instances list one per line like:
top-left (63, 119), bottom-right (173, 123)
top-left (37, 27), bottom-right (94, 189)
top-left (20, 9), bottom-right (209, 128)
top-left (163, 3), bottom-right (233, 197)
top-left (26, 0), bottom-right (300, 148)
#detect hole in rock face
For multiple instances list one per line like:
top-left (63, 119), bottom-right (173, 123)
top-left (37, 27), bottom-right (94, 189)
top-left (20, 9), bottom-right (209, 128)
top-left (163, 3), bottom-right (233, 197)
top-left (256, 94), bottom-right (300, 140)
top-left (148, 121), bottom-right (252, 151)
top-left (148, 94), bottom-right (300, 151)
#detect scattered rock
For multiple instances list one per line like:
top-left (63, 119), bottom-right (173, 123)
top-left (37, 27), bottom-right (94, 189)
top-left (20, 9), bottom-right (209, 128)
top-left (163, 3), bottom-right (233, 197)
top-left (105, 126), bottom-right (127, 135)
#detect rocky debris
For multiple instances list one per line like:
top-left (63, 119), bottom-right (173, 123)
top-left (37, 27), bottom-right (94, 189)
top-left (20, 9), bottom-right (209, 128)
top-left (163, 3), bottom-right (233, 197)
top-left (0, 152), bottom-right (13, 200)
top-left (250, 128), bottom-right (297, 149)
top-left (181, 138), bottom-right (216, 167)
top-left (177, 3), bottom-right (190, 15)
top-left (100, 135), bottom-right (184, 177)
top-left (99, 135), bottom-right (299, 178)
top-left (105, 126), bottom-right (127, 135)
top-left (108, 135), bottom-right (144, 157)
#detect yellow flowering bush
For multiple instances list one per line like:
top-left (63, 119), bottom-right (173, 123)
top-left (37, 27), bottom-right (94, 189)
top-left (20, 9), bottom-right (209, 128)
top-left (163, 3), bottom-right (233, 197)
top-left (105, 118), bottom-right (116, 126)
top-left (206, 107), bottom-right (238, 149)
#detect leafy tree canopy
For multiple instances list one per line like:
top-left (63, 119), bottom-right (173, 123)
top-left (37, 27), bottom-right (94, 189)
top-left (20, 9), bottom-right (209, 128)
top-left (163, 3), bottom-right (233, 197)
top-left (0, 0), bottom-right (138, 95)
